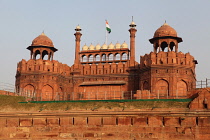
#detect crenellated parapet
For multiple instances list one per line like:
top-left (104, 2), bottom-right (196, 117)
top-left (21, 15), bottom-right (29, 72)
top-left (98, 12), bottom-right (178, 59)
top-left (140, 51), bottom-right (196, 68)
top-left (17, 59), bottom-right (71, 76)
top-left (80, 62), bottom-right (129, 75)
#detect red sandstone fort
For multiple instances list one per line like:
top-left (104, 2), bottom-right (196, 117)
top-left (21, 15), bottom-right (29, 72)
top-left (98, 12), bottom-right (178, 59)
top-left (0, 20), bottom-right (209, 140)
top-left (15, 21), bottom-right (199, 101)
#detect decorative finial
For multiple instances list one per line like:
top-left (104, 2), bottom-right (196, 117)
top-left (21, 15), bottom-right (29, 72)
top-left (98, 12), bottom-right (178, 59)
top-left (163, 20), bottom-right (168, 25)
top-left (129, 16), bottom-right (136, 28)
top-left (75, 24), bottom-right (82, 32)
top-left (41, 30), bottom-right (45, 35)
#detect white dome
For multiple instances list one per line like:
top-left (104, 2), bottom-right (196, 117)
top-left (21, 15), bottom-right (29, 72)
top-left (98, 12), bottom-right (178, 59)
top-left (76, 25), bottom-right (81, 30)
top-left (89, 44), bottom-right (95, 50)
top-left (82, 44), bottom-right (89, 50)
top-left (115, 42), bottom-right (121, 49)
top-left (95, 44), bottom-right (101, 50)
top-left (121, 42), bottom-right (128, 48)
top-left (101, 43), bottom-right (108, 49)
top-left (108, 43), bottom-right (114, 49)
top-left (130, 21), bottom-right (135, 26)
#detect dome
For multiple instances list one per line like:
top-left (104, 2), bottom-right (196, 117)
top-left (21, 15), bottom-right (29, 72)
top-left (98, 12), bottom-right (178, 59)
top-left (82, 44), bottom-right (89, 50)
top-left (31, 32), bottom-right (54, 47)
top-left (75, 25), bottom-right (82, 32)
top-left (101, 43), bottom-right (108, 49)
top-left (76, 25), bottom-right (81, 30)
top-left (115, 42), bottom-right (121, 49)
top-left (130, 21), bottom-right (135, 25)
top-left (89, 44), bottom-right (95, 50)
top-left (108, 43), bottom-right (114, 49)
top-left (154, 23), bottom-right (177, 38)
top-left (95, 44), bottom-right (101, 50)
top-left (121, 42), bottom-right (128, 48)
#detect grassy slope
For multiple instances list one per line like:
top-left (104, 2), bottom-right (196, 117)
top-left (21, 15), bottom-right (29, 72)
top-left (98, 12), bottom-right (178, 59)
top-left (0, 95), bottom-right (190, 112)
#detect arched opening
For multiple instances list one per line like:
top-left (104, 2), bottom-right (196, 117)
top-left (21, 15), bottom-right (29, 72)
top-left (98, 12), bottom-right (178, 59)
top-left (95, 54), bottom-right (100, 61)
top-left (35, 50), bottom-right (41, 60)
top-left (115, 53), bottom-right (120, 60)
top-left (143, 81), bottom-right (150, 90)
top-left (155, 79), bottom-right (169, 98)
top-left (169, 42), bottom-right (175, 51)
top-left (23, 84), bottom-right (35, 97)
top-left (177, 80), bottom-right (187, 97)
top-left (41, 85), bottom-right (53, 101)
top-left (160, 42), bottom-right (168, 52)
top-left (102, 54), bottom-right (106, 61)
top-left (88, 54), bottom-right (94, 62)
top-left (122, 53), bottom-right (128, 60)
top-left (108, 53), bottom-right (114, 61)
top-left (42, 50), bottom-right (49, 60)
top-left (82, 55), bottom-right (87, 62)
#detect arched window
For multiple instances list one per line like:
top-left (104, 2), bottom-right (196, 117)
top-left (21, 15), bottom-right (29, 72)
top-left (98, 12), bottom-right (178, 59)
top-left (82, 55), bottom-right (87, 62)
top-left (23, 84), bottom-right (35, 97)
top-left (169, 42), bottom-right (175, 51)
top-left (95, 54), bottom-right (100, 61)
top-left (122, 53), bottom-right (128, 60)
top-left (108, 53), bottom-right (114, 61)
top-left (143, 81), bottom-right (150, 90)
top-left (42, 85), bottom-right (53, 101)
top-left (160, 42), bottom-right (168, 52)
top-left (177, 80), bottom-right (188, 97)
top-left (88, 55), bottom-right (94, 62)
top-left (35, 50), bottom-right (41, 60)
top-left (42, 50), bottom-right (49, 60)
top-left (102, 54), bottom-right (106, 61)
top-left (115, 53), bottom-right (120, 60)
top-left (156, 79), bottom-right (169, 97)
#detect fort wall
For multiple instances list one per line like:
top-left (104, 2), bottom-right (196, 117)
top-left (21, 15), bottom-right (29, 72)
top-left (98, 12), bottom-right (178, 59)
top-left (0, 110), bottom-right (210, 139)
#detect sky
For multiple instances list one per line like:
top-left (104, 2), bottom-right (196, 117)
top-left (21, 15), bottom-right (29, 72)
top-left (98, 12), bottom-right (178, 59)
top-left (0, 0), bottom-right (210, 87)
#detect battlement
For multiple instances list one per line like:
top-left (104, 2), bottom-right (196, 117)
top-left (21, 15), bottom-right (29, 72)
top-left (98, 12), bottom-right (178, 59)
top-left (17, 59), bottom-right (71, 76)
top-left (140, 51), bottom-right (196, 68)
top-left (80, 61), bottom-right (131, 75)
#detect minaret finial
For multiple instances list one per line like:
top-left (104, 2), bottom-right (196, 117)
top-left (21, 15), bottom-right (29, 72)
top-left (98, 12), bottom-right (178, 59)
top-left (41, 30), bottom-right (45, 35)
top-left (75, 24), bottom-right (82, 32)
top-left (129, 16), bottom-right (136, 28)
top-left (163, 20), bottom-right (168, 25)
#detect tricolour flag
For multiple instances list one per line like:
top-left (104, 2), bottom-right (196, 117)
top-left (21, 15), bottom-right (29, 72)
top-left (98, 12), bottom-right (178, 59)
top-left (106, 21), bottom-right (111, 34)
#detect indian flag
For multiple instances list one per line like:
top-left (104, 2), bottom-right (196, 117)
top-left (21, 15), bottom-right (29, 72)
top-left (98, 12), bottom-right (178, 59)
top-left (106, 20), bottom-right (111, 34)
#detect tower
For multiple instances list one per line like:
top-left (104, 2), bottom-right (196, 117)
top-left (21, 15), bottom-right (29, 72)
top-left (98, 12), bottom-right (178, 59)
top-left (128, 19), bottom-right (137, 67)
top-left (73, 25), bottom-right (82, 70)
top-left (15, 32), bottom-right (71, 101)
top-left (26, 32), bottom-right (58, 60)
top-left (139, 23), bottom-right (197, 98)
top-left (149, 22), bottom-right (182, 53)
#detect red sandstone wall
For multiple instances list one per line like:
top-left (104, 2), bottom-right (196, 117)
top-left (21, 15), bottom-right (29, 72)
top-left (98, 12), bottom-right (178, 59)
top-left (0, 90), bottom-right (16, 96)
top-left (0, 111), bottom-right (210, 139)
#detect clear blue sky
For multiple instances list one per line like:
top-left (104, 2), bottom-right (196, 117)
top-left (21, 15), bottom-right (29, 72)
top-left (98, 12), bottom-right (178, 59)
top-left (0, 0), bottom-right (210, 86)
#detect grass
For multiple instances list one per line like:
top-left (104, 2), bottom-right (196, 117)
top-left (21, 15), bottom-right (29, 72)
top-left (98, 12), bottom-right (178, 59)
top-left (0, 95), bottom-right (190, 112)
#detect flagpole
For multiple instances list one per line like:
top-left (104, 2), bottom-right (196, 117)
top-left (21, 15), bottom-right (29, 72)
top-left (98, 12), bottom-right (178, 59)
top-left (105, 20), bottom-right (107, 45)
top-left (106, 28), bottom-right (107, 45)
